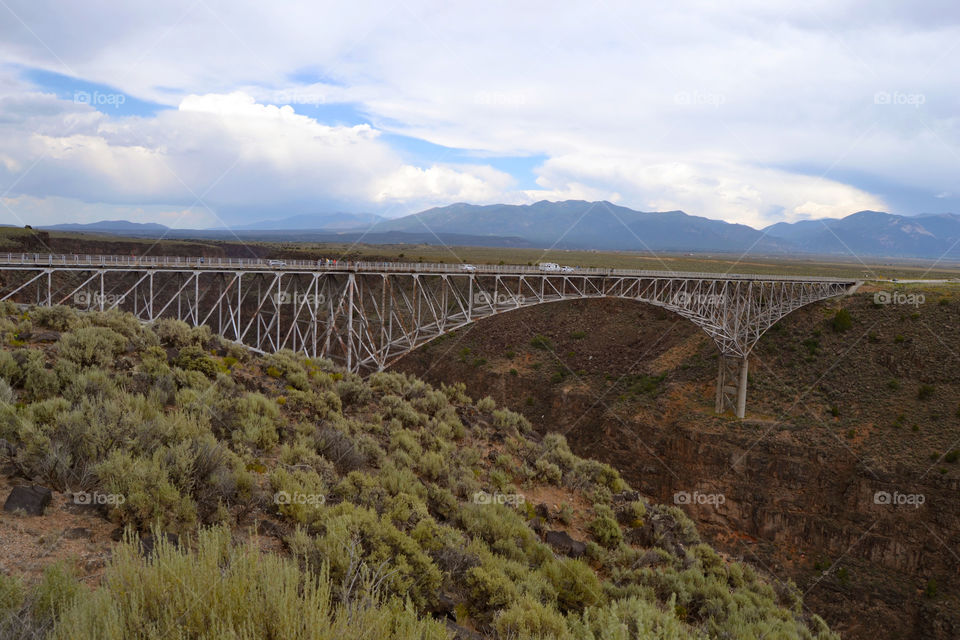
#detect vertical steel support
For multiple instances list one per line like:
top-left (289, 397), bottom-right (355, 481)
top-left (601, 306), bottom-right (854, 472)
top-left (716, 354), bottom-right (749, 418)
top-left (346, 273), bottom-right (355, 372)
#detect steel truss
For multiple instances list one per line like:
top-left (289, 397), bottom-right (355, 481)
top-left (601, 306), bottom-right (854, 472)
top-left (0, 260), bottom-right (859, 418)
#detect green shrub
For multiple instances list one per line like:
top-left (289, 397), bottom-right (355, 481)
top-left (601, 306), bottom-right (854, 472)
top-left (540, 557), bottom-right (604, 612)
top-left (831, 308), bottom-right (852, 332)
top-left (30, 305), bottom-right (81, 331)
top-left (495, 595), bottom-right (570, 638)
top-left (918, 384), bottom-right (935, 401)
top-left (59, 327), bottom-right (127, 368)
top-left (290, 502), bottom-right (442, 610)
top-left (49, 527), bottom-right (450, 640)
top-left (530, 334), bottom-right (553, 350)
top-left (232, 392), bottom-right (282, 450)
top-left (173, 345), bottom-right (219, 378)
top-left (465, 565), bottom-right (519, 618)
top-left (590, 512), bottom-right (623, 548)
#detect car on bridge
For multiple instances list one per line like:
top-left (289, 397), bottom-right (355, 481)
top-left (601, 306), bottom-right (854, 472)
top-left (538, 262), bottom-right (560, 272)
top-left (460, 264), bottom-right (477, 272)
top-left (560, 265), bottom-right (576, 273)
top-left (268, 259), bottom-right (287, 267)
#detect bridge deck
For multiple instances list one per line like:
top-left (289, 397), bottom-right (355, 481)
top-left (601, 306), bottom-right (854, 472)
top-left (0, 252), bottom-right (857, 283)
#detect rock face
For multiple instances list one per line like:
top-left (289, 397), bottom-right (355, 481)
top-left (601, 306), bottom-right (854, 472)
top-left (393, 294), bottom-right (960, 640)
top-left (3, 485), bottom-right (52, 516)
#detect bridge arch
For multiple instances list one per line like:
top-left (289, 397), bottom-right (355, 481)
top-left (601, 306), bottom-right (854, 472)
top-left (0, 254), bottom-right (860, 417)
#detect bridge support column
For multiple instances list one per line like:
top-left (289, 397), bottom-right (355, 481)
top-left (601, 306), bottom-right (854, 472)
top-left (715, 354), bottom-right (748, 418)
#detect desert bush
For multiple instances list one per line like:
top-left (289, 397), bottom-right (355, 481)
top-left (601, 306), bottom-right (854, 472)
top-left (59, 327), bottom-right (127, 368)
top-left (535, 458), bottom-right (563, 485)
top-left (568, 596), bottom-right (687, 639)
top-left (0, 350), bottom-right (17, 383)
top-left (231, 392), bottom-right (282, 450)
top-left (465, 564), bottom-right (520, 619)
top-left (831, 308), bottom-right (852, 332)
top-left (290, 502), bottom-right (442, 610)
top-left (418, 450), bottom-right (447, 482)
top-left (495, 595), bottom-right (570, 638)
top-left (30, 305), bottom-right (81, 331)
top-left (540, 557), bottom-right (605, 613)
top-left (491, 409), bottom-right (531, 435)
top-left (316, 427), bottom-right (366, 474)
top-left (49, 527), bottom-right (450, 640)
top-left (336, 376), bottom-right (373, 407)
top-left (95, 449), bottom-right (198, 532)
top-left (590, 510), bottom-right (623, 549)
top-left (173, 345), bottom-right (219, 378)
top-left (152, 318), bottom-right (192, 347)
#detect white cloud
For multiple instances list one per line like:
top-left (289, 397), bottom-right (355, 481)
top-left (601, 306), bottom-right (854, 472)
top-left (0, 1), bottom-right (958, 225)
top-left (0, 88), bottom-right (517, 225)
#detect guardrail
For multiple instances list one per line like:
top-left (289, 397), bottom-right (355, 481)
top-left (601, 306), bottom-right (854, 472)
top-left (0, 252), bottom-right (857, 283)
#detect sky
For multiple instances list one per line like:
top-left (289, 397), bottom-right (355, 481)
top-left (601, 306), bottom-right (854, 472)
top-left (0, 0), bottom-right (957, 230)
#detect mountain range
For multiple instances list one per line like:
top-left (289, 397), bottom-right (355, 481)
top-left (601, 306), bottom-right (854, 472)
top-left (32, 202), bottom-right (960, 259)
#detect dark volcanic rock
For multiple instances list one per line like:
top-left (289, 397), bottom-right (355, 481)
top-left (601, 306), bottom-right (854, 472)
top-left (140, 532), bottom-right (180, 557)
top-left (3, 485), bottom-right (52, 516)
top-left (544, 529), bottom-right (586, 557)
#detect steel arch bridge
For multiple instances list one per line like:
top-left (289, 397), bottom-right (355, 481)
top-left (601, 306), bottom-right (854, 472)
top-left (0, 253), bottom-right (860, 418)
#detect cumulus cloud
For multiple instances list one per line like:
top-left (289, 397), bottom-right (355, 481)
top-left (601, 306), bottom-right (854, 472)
top-left (0, 0), bottom-right (958, 225)
top-left (0, 87), bottom-right (516, 226)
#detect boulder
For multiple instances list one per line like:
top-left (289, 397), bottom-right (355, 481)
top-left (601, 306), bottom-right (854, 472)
top-left (140, 531), bottom-right (180, 557)
top-left (544, 529), bottom-right (587, 558)
top-left (3, 485), bottom-right (52, 516)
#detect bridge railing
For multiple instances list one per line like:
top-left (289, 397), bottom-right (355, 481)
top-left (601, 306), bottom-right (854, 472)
top-left (0, 252), bottom-right (856, 283)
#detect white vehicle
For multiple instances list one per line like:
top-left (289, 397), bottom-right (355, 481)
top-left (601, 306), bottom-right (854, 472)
top-left (560, 265), bottom-right (576, 273)
top-left (268, 259), bottom-right (287, 267)
top-left (538, 262), bottom-right (560, 272)
top-left (460, 264), bottom-right (477, 272)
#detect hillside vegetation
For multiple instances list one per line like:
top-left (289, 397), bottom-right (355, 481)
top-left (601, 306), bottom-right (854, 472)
top-left (0, 303), bottom-right (836, 639)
